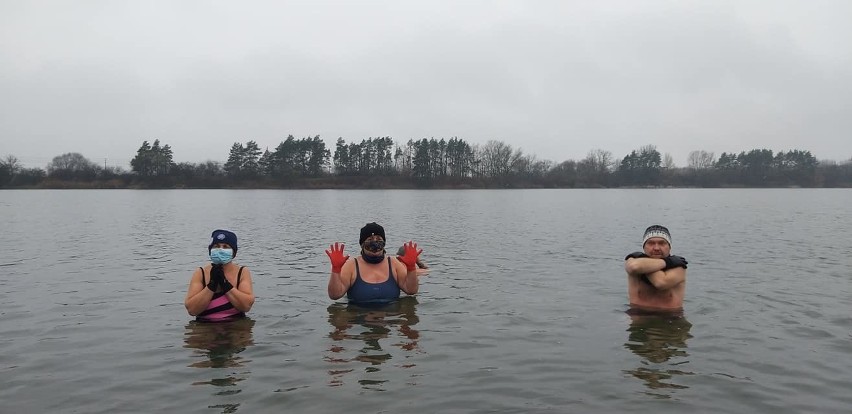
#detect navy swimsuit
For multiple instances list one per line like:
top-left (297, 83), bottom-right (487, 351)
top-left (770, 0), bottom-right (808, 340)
top-left (347, 257), bottom-right (401, 304)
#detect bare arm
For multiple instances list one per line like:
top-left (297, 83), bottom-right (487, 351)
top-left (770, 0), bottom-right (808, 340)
top-left (625, 257), bottom-right (665, 276)
top-left (225, 267), bottom-right (255, 312)
top-left (328, 260), bottom-right (354, 300)
top-left (645, 267), bottom-right (686, 290)
top-left (394, 258), bottom-right (419, 295)
top-left (625, 258), bottom-right (686, 290)
top-left (185, 268), bottom-right (214, 316)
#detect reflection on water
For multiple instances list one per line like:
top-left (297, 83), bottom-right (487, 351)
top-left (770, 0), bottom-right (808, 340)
top-left (623, 309), bottom-right (693, 398)
top-left (184, 318), bottom-right (255, 413)
top-left (325, 296), bottom-right (422, 390)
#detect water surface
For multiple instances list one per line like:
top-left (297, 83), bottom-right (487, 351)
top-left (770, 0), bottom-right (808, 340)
top-left (2, 189), bottom-right (850, 413)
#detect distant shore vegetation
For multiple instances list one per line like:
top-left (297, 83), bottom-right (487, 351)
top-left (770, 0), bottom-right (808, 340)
top-left (2, 136), bottom-right (851, 188)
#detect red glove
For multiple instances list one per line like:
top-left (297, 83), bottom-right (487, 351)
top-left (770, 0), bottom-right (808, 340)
top-left (397, 241), bottom-right (422, 272)
top-left (326, 242), bottom-right (349, 273)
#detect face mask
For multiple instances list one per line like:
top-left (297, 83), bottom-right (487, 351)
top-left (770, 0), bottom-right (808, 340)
top-left (210, 248), bottom-right (234, 265)
top-left (363, 240), bottom-right (385, 253)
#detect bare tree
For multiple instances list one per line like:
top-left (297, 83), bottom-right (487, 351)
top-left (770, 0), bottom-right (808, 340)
top-left (577, 149), bottom-right (613, 187)
top-left (662, 153), bottom-right (676, 169)
top-left (585, 148), bottom-right (614, 173)
top-left (1, 155), bottom-right (21, 174)
top-left (0, 155), bottom-right (22, 185)
top-left (47, 153), bottom-right (100, 180)
top-left (479, 140), bottom-right (513, 178)
top-left (687, 150), bottom-right (716, 169)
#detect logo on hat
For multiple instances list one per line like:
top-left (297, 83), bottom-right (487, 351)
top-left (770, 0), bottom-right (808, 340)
top-left (208, 229), bottom-right (238, 256)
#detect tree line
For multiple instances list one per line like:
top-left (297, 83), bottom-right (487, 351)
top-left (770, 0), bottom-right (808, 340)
top-left (2, 136), bottom-right (851, 188)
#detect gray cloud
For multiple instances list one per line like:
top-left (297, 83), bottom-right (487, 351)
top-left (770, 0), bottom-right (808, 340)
top-left (2, 0), bottom-right (851, 169)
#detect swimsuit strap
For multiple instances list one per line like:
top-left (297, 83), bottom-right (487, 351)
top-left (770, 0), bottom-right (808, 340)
top-left (354, 258), bottom-right (361, 280)
top-left (236, 266), bottom-right (245, 287)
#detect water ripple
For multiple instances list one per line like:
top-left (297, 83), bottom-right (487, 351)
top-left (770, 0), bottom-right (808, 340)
top-left (2, 189), bottom-right (851, 412)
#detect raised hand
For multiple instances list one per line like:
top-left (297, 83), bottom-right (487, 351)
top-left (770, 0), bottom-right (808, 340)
top-left (326, 242), bottom-right (350, 273)
top-left (663, 255), bottom-right (688, 270)
top-left (397, 241), bottom-right (423, 271)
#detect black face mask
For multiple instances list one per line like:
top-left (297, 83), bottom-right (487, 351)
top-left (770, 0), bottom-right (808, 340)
top-left (363, 240), bottom-right (385, 253)
top-left (361, 239), bottom-right (385, 264)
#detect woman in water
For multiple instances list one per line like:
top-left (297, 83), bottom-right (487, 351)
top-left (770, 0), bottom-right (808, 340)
top-left (185, 229), bottom-right (255, 321)
top-left (326, 222), bottom-right (422, 304)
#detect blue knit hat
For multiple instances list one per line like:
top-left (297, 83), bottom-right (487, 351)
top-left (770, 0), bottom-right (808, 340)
top-left (209, 229), bottom-right (238, 256)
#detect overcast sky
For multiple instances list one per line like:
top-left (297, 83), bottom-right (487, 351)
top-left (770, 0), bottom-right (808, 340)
top-left (2, 0), bottom-right (851, 169)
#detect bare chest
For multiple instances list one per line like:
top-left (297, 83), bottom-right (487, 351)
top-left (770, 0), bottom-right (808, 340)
top-left (628, 276), bottom-right (684, 309)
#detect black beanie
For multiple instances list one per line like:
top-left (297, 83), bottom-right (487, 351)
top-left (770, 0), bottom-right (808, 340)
top-left (359, 222), bottom-right (385, 245)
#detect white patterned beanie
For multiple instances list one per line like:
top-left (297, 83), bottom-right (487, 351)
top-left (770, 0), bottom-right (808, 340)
top-left (642, 225), bottom-right (671, 246)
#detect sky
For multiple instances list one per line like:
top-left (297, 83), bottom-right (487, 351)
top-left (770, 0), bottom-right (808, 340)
top-left (2, 0), bottom-right (851, 169)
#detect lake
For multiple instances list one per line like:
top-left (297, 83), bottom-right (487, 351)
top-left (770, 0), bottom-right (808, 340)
top-left (1, 189), bottom-right (850, 413)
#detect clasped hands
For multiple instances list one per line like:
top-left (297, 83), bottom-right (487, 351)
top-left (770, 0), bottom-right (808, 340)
top-left (206, 264), bottom-right (234, 293)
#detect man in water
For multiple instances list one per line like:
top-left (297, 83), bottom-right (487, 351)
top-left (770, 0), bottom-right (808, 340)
top-left (326, 222), bottom-right (422, 304)
top-left (624, 225), bottom-right (688, 310)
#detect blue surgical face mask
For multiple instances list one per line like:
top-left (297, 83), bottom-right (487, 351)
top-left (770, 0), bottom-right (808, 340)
top-left (210, 248), bottom-right (234, 265)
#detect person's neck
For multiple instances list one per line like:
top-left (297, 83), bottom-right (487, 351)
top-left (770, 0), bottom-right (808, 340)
top-left (361, 252), bottom-right (385, 264)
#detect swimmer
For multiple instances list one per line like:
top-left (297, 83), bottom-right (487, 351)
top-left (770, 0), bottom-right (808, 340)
top-left (326, 222), bottom-right (422, 304)
top-left (624, 225), bottom-right (688, 311)
top-left (185, 229), bottom-right (255, 321)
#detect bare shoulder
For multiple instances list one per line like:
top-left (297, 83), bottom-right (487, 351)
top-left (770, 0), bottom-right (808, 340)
top-left (338, 258), bottom-right (357, 283)
top-left (391, 256), bottom-right (408, 274)
top-left (188, 266), bottom-right (205, 289)
top-left (341, 257), bottom-right (356, 271)
top-left (191, 266), bottom-right (204, 279)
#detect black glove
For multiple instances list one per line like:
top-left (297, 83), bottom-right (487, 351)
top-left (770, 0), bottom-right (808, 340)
top-left (663, 255), bottom-right (688, 270)
top-left (206, 266), bottom-right (221, 292)
top-left (211, 264), bottom-right (234, 294)
top-left (220, 278), bottom-right (234, 294)
top-left (625, 251), bottom-right (648, 260)
top-left (206, 275), bottom-right (220, 292)
top-left (209, 264), bottom-right (226, 292)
